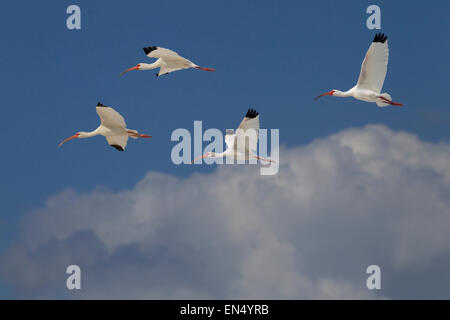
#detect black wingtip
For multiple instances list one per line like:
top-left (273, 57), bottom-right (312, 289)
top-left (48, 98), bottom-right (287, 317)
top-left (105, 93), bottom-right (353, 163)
top-left (373, 33), bottom-right (387, 44)
top-left (143, 46), bottom-right (158, 55)
top-left (245, 108), bottom-right (259, 119)
top-left (97, 102), bottom-right (106, 107)
top-left (110, 144), bottom-right (124, 152)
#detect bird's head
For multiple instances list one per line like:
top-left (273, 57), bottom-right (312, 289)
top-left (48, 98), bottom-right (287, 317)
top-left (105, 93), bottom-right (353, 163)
top-left (58, 131), bottom-right (91, 147)
top-left (314, 90), bottom-right (337, 101)
top-left (120, 63), bottom-right (153, 76)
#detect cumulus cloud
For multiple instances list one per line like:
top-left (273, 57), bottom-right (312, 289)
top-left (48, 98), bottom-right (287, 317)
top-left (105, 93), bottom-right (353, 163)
top-left (1, 124), bottom-right (450, 299)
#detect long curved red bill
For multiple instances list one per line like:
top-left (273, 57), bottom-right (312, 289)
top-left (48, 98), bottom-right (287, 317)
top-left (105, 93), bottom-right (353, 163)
top-left (58, 133), bottom-right (79, 148)
top-left (314, 91), bottom-right (334, 101)
top-left (120, 65), bottom-right (140, 76)
top-left (190, 153), bottom-right (208, 164)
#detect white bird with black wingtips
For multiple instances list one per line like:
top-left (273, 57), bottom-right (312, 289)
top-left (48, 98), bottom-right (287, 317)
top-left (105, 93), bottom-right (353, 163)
top-left (314, 33), bottom-right (403, 107)
top-left (192, 109), bottom-right (274, 163)
top-left (120, 46), bottom-right (215, 77)
top-left (58, 102), bottom-right (151, 151)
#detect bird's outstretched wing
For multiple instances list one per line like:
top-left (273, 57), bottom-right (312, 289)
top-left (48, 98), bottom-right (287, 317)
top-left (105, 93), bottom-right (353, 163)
top-left (225, 129), bottom-right (236, 149)
top-left (106, 135), bottom-right (128, 152)
top-left (357, 33), bottom-right (389, 93)
top-left (96, 102), bottom-right (126, 129)
top-left (158, 64), bottom-right (185, 76)
top-left (143, 46), bottom-right (183, 60)
top-left (234, 109), bottom-right (259, 154)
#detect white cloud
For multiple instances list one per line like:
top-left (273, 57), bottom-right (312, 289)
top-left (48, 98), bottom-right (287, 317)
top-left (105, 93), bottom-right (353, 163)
top-left (2, 124), bottom-right (450, 299)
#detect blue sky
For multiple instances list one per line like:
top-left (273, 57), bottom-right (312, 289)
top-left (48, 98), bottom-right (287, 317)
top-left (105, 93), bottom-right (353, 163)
top-left (0, 1), bottom-right (449, 298)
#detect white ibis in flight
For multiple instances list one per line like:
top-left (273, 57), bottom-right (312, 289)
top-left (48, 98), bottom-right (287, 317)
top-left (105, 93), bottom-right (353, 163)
top-left (58, 102), bottom-right (151, 152)
top-left (315, 33), bottom-right (403, 107)
top-left (192, 109), bottom-right (274, 163)
top-left (120, 46), bottom-right (215, 77)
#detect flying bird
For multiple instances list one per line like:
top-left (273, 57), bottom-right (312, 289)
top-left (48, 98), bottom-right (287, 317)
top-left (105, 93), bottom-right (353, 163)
top-left (192, 109), bottom-right (274, 163)
top-left (120, 46), bottom-right (215, 77)
top-left (314, 33), bottom-right (403, 107)
top-left (58, 102), bottom-right (151, 151)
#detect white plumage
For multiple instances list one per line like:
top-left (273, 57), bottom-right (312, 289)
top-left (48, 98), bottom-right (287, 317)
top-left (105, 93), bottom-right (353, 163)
top-left (192, 109), bottom-right (273, 163)
top-left (226, 109), bottom-right (260, 157)
top-left (315, 33), bottom-right (403, 107)
top-left (357, 36), bottom-right (389, 94)
top-left (120, 46), bottom-right (215, 77)
top-left (58, 102), bottom-right (151, 151)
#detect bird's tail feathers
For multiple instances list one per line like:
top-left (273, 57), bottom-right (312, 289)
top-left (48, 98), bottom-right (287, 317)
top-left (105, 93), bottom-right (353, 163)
top-left (127, 129), bottom-right (139, 139)
top-left (376, 93), bottom-right (392, 107)
top-left (377, 93), bottom-right (403, 107)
